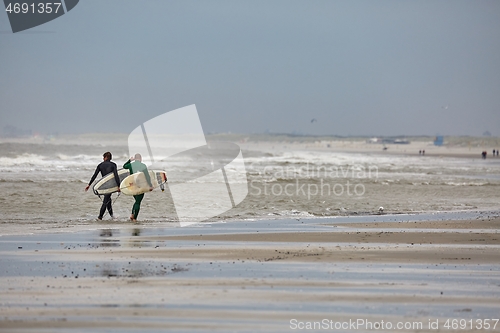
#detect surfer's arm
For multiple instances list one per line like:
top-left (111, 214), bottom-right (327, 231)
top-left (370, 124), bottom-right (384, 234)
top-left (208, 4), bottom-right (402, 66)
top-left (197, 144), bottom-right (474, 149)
top-left (145, 171), bottom-right (153, 187)
top-left (123, 159), bottom-right (132, 171)
top-left (112, 165), bottom-right (121, 192)
top-left (85, 166), bottom-right (100, 192)
top-left (87, 166), bottom-right (100, 186)
top-left (143, 166), bottom-right (153, 187)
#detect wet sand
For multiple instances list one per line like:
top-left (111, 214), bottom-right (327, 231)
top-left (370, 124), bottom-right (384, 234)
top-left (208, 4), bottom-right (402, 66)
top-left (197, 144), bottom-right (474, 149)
top-left (1, 214), bottom-right (499, 332)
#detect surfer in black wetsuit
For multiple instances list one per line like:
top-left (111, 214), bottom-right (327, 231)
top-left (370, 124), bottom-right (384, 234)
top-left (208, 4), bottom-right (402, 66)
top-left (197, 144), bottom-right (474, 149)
top-left (85, 152), bottom-right (121, 220)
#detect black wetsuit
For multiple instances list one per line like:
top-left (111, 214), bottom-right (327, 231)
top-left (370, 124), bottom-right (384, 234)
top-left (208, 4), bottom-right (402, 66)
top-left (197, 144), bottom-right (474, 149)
top-left (88, 160), bottom-right (120, 219)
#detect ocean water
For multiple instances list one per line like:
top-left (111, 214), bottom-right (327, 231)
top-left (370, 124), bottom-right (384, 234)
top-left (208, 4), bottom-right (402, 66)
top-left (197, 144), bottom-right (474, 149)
top-left (1, 137), bottom-right (499, 235)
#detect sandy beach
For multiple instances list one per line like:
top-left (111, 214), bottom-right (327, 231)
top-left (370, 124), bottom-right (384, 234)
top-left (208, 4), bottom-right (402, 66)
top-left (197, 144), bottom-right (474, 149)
top-left (1, 213), bottom-right (499, 332)
top-left (238, 138), bottom-right (500, 161)
top-left (1, 134), bottom-right (499, 331)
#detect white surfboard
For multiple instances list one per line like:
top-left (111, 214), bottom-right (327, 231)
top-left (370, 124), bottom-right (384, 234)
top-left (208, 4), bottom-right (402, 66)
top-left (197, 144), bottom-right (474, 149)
top-left (120, 170), bottom-right (167, 196)
top-left (93, 169), bottom-right (130, 195)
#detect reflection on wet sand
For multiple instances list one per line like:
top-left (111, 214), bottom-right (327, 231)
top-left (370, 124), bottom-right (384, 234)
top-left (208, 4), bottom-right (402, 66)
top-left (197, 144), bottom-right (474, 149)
top-left (96, 228), bottom-right (148, 248)
top-left (96, 229), bottom-right (120, 247)
top-left (94, 228), bottom-right (189, 278)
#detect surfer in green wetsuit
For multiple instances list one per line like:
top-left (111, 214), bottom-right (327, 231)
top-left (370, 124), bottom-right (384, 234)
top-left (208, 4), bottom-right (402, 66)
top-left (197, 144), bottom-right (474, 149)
top-left (123, 153), bottom-right (153, 222)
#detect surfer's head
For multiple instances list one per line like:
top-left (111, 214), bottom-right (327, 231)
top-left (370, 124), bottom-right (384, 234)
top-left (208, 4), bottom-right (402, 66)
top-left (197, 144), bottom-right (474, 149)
top-left (103, 152), bottom-right (112, 161)
top-left (134, 153), bottom-right (142, 161)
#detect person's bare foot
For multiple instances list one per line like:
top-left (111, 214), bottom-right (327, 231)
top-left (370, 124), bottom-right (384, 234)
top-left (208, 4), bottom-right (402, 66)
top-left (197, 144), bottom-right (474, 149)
top-left (130, 214), bottom-right (134, 220)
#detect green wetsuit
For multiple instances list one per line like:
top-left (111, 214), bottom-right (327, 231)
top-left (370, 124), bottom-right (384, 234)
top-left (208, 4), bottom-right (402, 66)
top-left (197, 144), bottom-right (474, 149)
top-left (123, 159), bottom-right (153, 220)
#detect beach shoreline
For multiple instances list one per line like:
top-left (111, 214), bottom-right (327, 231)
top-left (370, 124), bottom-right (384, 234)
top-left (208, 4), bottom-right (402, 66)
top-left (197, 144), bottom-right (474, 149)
top-left (1, 214), bottom-right (499, 332)
top-left (2, 133), bottom-right (500, 159)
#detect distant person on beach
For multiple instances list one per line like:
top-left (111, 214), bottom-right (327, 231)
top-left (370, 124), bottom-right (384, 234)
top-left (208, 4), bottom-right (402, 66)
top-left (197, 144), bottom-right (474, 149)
top-left (494, 149), bottom-right (496, 156)
top-left (85, 151), bottom-right (121, 220)
top-left (422, 150), bottom-right (425, 155)
top-left (482, 151), bottom-right (487, 159)
top-left (123, 153), bottom-right (153, 222)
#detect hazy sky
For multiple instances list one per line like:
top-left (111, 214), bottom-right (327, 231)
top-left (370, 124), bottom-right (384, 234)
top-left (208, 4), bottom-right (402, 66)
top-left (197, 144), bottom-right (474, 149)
top-left (1, 0), bottom-right (499, 136)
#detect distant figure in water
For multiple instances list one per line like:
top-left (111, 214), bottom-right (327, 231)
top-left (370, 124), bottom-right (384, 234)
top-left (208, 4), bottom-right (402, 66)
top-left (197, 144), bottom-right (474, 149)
top-left (85, 151), bottom-right (121, 220)
top-left (482, 151), bottom-right (487, 159)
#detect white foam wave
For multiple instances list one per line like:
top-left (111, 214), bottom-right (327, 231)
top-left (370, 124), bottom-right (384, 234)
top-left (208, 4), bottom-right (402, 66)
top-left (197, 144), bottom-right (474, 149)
top-left (0, 153), bottom-right (103, 168)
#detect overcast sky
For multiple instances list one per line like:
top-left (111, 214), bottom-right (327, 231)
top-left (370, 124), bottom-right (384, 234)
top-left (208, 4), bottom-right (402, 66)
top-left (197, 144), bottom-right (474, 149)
top-left (1, 0), bottom-right (499, 136)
